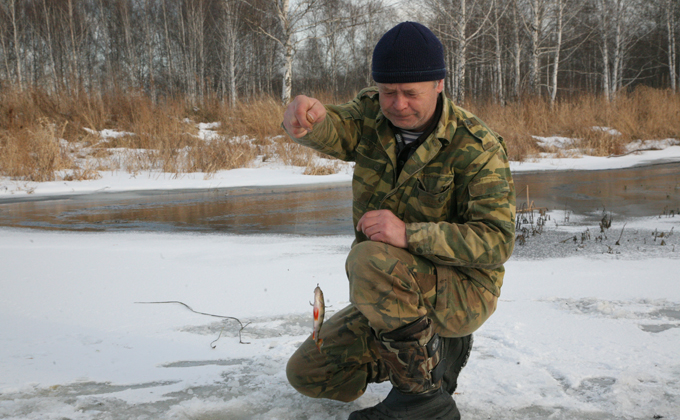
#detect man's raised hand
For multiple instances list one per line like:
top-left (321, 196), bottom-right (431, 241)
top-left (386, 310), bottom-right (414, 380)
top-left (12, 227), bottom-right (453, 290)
top-left (283, 95), bottom-right (327, 138)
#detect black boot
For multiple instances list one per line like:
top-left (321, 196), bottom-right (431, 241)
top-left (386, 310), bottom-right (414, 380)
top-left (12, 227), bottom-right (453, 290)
top-left (441, 334), bottom-right (473, 395)
top-left (348, 317), bottom-right (460, 420)
top-left (348, 387), bottom-right (460, 420)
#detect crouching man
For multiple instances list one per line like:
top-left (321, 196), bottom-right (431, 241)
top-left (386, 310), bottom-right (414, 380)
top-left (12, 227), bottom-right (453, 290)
top-left (282, 21), bottom-right (515, 420)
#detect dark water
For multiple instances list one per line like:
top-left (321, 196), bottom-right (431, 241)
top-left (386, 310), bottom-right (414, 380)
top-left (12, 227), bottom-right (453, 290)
top-left (513, 162), bottom-right (680, 217)
top-left (0, 163), bottom-right (678, 234)
top-left (0, 184), bottom-right (354, 235)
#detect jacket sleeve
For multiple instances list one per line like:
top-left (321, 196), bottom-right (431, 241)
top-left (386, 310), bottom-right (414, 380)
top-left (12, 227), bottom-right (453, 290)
top-left (405, 143), bottom-right (516, 269)
top-left (282, 94), bottom-right (366, 162)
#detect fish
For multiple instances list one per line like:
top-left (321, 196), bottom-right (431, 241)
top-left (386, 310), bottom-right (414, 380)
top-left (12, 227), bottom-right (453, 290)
top-left (312, 284), bottom-right (325, 351)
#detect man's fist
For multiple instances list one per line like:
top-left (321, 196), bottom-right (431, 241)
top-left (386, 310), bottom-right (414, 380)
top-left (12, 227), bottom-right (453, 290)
top-left (283, 95), bottom-right (327, 138)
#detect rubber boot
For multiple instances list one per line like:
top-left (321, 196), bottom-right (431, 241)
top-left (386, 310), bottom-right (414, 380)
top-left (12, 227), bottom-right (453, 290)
top-left (441, 334), bottom-right (473, 395)
top-left (348, 317), bottom-right (460, 420)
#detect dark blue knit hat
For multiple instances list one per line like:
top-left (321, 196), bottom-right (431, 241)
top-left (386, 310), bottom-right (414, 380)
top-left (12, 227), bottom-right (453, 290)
top-left (372, 22), bottom-right (446, 84)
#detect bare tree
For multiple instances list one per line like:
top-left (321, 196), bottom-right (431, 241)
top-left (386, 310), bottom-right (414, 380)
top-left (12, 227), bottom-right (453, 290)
top-left (548, 0), bottom-right (586, 104)
top-left (525, 0), bottom-right (549, 96)
top-left (490, 0), bottom-right (510, 105)
top-left (429, 0), bottom-right (494, 104)
top-left (244, 0), bottom-right (320, 103)
top-left (666, 0), bottom-right (678, 92)
top-left (221, 0), bottom-right (243, 107)
top-left (511, 0), bottom-right (523, 99)
top-left (2, 0), bottom-right (24, 90)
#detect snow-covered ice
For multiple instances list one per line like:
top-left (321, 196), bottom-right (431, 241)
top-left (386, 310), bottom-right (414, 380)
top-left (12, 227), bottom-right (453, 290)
top-left (1, 133), bottom-right (679, 419)
top-left (1, 222), bottom-right (678, 419)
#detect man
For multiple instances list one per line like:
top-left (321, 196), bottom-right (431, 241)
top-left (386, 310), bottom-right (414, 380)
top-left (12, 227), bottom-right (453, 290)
top-left (282, 21), bottom-right (515, 420)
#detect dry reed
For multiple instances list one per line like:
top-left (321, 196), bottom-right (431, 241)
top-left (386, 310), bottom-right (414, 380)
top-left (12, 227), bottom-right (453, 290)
top-left (2, 86), bottom-right (679, 183)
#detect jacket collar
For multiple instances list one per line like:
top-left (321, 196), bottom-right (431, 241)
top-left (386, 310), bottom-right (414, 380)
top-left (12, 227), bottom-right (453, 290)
top-left (376, 91), bottom-right (457, 148)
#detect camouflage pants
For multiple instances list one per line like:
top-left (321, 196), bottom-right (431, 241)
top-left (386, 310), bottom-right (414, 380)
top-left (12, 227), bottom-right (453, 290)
top-left (286, 241), bottom-right (498, 402)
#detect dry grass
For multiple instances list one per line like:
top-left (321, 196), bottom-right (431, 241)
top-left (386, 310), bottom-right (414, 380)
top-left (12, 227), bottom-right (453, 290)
top-left (471, 87), bottom-right (680, 159)
top-left (0, 118), bottom-right (72, 182)
top-left (2, 86), bottom-right (679, 183)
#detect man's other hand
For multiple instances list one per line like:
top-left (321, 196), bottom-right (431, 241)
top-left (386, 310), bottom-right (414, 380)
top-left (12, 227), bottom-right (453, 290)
top-left (356, 210), bottom-right (408, 249)
top-left (283, 95), bottom-right (327, 138)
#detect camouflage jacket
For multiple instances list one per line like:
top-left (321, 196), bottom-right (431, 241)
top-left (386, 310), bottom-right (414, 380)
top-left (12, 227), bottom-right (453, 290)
top-left (288, 88), bottom-right (515, 296)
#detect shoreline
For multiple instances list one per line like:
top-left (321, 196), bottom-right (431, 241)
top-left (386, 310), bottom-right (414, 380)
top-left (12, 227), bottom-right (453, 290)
top-left (2, 158), bottom-right (679, 203)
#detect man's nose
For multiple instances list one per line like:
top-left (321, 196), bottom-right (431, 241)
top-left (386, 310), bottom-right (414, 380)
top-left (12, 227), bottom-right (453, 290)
top-left (393, 94), bottom-right (408, 110)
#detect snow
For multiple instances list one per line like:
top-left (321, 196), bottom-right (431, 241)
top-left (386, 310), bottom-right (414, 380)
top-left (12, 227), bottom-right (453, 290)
top-left (1, 128), bottom-right (679, 419)
top-left (592, 126), bottom-right (623, 136)
top-left (1, 222), bottom-right (678, 419)
top-left (197, 122), bottom-right (222, 142)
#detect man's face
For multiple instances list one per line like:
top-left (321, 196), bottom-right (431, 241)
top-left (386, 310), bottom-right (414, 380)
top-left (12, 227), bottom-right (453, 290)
top-left (377, 80), bottom-right (444, 131)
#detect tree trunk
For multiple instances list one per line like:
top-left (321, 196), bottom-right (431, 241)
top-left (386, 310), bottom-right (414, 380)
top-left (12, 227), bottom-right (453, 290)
top-left (550, 0), bottom-right (565, 105)
top-left (277, 0), bottom-right (294, 104)
top-left (144, 0), bottom-right (156, 101)
top-left (222, 0), bottom-right (239, 107)
top-left (42, 0), bottom-right (59, 92)
top-left (67, 0), bottom-right (80, 91)
top-left (161, 0), bottom-right (175, 96)
top-left (9, 0), bottom-right (23, 90)
top-left (454, 0), bottom-right (468, 104)
top-left (611, 0), bottom-right (623, 98)
top-left (493, 0), bottom-right (504, 106)
top-left (667, 0), bottom-right (677, 92)
top-left (529, 0), bottom-right (544, 96)
top-left (598, 0), bottom-right (611, 101)
top-left (512, 0), bottom-right (521, 100)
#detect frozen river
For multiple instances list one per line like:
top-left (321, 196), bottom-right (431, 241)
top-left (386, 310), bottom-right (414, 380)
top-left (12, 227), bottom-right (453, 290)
top-left (1, 162), bottom-right (679, 234)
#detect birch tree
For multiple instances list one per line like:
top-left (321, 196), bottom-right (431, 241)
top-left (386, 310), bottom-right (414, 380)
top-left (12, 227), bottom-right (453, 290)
top-left (245, 0), bottom-right (321, 104)
top-left (511, 0), bottom-right (523, 99)
top-left (221, 0), bottom-right (243, 107)
top-left (428, 0), bottom-right (494, 104)
top-left (666, 0), bottom-right (678, 92)
top-left (525, 0), bottom-right (549, 96)
top-left (0, 0), bottom-right (24, 90)
top-left (548, 0), bottom-right (585, 104)
top-left (596, 0), bottom-right (645, 100)
top-left (490, 0), bottom-right (510, 105)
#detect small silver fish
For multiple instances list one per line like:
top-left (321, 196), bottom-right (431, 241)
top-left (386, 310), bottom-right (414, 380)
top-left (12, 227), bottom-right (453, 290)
top-left (312, 284), bottom-right (325, 351)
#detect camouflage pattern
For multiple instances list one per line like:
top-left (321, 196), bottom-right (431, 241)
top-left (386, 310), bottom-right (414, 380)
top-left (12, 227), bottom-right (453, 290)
top-left (287, 240), bottom-right (497, 402)
top-left (346, 241), bottom-right (498, 337)
top-left (377, 317), bottom-right (442, 394)
top-left (290, 88), bottom-right (516, 296)
top-left (287, 304), bottom-right (388, 402)
top-left (285, 87), bottom-right (514, 402)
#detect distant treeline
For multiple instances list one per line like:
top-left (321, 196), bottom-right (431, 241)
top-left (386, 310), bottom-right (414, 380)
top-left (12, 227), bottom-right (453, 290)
top-left (0, 0), bottom-right (678, 105)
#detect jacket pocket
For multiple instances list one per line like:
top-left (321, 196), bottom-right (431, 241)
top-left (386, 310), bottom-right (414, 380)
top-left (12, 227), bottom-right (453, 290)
top-left (406, 174), bottom-right (454, 222)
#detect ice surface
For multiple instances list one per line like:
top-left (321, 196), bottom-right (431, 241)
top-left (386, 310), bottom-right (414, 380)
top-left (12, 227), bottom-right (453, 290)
top-left (1, 219), bottom-right (679, 419)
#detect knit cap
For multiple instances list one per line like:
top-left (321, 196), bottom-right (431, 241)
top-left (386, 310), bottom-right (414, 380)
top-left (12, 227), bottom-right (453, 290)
top-left (372, 22), bottom-right (446, 84)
